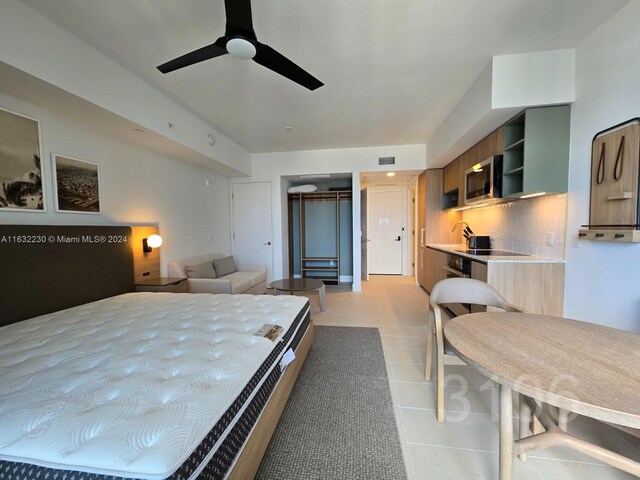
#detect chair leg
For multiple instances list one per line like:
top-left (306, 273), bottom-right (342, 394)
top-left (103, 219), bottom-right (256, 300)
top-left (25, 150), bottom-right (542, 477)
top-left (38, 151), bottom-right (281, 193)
top-left (425, 317), bottom-right (433, 380)
top-left (518, 394), bottom-right (530, 462)
top-left (436, 349), bottom-right (445, 423)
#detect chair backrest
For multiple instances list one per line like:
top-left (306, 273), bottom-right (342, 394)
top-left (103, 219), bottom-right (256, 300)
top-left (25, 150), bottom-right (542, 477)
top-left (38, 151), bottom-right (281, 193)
top-left (430, 278), bottom-right (508, 310)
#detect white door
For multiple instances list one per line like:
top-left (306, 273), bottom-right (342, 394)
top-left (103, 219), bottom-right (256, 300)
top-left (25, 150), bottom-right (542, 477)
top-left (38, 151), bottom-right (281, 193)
top-left (232, 182), bottom-right (274, 282)
top-left (360, 188), bottom-right (369, 281)
top-left (369, 190), bottom-right (403, 274)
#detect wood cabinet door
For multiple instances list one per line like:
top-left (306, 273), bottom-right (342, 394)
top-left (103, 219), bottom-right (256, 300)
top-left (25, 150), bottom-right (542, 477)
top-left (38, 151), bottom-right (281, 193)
top-left (471, 261), bottom-right (488, 282)
top-left (443, 161), bottom-right (458, 193)
top-left (417, 172), bottom-right (427, 286)
top-left (470, 261), bottom-right (488, 312)
top-left (424, 248), bottom-right (448, 293)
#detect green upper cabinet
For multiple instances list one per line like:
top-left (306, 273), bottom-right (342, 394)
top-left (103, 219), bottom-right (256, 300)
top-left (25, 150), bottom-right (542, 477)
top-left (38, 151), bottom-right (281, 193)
top-left (502, 105), bottom-right (571, 197)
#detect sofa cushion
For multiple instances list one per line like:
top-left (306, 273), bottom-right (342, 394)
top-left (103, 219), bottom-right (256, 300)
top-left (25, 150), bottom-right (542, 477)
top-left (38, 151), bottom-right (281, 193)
top-left (229, 277), bottom-right (252, 294)
top-left (213, 255), bottom-right (237, 277)
top-left (184, 262), bottom-right (217, 279)
top-left (225, 271), bottom-right (266, 288)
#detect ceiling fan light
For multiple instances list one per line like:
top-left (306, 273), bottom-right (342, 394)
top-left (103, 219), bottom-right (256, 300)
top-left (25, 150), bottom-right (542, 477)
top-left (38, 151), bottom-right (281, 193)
top-left (226, 38), bottom-right (256, 60)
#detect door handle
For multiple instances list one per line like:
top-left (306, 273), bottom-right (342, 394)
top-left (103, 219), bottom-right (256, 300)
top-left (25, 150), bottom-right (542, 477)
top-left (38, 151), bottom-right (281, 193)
top-left (395, 236), bottom-right (401, 241)
top-left (263, 241), bottom-right (271, 245)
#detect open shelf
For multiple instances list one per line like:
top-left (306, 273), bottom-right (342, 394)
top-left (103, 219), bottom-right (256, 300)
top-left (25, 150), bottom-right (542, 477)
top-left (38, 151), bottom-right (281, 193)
top-left (504, 138), bottom-right (525, 151)
top-left (289, 189), bottom-right (352, 285)
top-left (442, 188), bottom-right (459, 210)
top-left (503, 166), bottom-right (525, 176)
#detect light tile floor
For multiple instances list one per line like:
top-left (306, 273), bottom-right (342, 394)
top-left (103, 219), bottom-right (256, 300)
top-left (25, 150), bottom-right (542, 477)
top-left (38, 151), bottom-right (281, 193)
top-left (284, 275), bottom-right (640, 480)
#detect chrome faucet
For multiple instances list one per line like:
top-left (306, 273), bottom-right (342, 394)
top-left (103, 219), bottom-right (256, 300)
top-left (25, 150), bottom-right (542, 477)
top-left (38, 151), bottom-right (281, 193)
top-left (452, 221), bottom-right (473, 247)
top-left (451, 221), bottom-right (471, 233)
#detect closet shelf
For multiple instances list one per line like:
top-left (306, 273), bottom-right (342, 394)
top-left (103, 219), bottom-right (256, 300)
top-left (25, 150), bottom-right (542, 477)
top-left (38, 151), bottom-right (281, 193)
top-left (289, 189), bottom-right (352, 284)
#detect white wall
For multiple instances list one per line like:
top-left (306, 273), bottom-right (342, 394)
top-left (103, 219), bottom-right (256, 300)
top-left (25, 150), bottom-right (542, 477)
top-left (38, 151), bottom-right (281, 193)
top-left (0, 94), bottom-right (231, 274)
top-left (563, 1), bottom-right (640, 333)
top-left (234, 144), bottom-right (427, 292)
top-left (428, 50), bottom-right (576, 168)
top-left (492, 49), bottom-right (575, 109)
top-left (0, 1), bottom-right (251, 176)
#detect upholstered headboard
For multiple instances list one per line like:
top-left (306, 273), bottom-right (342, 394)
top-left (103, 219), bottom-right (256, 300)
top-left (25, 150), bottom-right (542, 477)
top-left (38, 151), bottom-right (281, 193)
top-left (0, 225), bottom-right (134, 326)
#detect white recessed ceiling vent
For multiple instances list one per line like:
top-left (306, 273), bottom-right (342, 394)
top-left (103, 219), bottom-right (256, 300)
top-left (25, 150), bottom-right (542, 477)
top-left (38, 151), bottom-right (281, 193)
top-left (379, 156), bottom-right (396, 166)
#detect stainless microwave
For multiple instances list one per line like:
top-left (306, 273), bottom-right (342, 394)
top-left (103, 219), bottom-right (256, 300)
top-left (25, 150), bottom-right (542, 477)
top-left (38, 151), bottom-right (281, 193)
top-left (464, 155), bottom-right (502, 204)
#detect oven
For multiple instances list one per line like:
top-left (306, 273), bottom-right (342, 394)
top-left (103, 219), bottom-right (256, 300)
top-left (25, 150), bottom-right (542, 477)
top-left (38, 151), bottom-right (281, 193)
top-left (441, 255), bottom-right (472, 317)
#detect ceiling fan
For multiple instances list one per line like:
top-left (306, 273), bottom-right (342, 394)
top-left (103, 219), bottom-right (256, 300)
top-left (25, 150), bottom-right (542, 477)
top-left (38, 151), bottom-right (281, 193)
top-left (157, 0), bottom-right (324, 91)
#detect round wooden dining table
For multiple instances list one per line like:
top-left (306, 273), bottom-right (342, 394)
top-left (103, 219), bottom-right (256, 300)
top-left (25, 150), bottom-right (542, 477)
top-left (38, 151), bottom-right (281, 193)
top-left (445, 312), bottom-right (640, 480)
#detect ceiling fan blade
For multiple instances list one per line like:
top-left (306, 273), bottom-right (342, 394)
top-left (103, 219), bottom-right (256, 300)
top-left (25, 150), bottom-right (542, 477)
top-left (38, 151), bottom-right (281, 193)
top-left (157, 37), bottom-right (227, 74)
top-left (224, 0), bottom-right (255, 37)
top-left (253, 43), bottom-right (324, 91)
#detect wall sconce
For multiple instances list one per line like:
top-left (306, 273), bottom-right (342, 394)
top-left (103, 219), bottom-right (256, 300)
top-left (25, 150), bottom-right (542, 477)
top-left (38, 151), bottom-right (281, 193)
top-left (142, 234), bottom-right (163, 253)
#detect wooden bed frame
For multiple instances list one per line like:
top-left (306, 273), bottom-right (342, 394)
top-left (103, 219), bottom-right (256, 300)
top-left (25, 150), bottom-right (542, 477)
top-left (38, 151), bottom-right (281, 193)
top-left (228, 322), bottom-right (314, 480)
top-left (0, 224), bottom-right (313, 479)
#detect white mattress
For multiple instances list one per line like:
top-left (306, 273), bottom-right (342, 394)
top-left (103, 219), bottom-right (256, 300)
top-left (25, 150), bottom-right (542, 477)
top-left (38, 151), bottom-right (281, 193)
top-left (0, 292), bottom-right (309, 479)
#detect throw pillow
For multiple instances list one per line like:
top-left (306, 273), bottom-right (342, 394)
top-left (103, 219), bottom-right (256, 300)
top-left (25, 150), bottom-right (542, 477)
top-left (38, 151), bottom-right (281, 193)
top-left (185, 262), bottom-right (217, 279)
top-left (213, 255), bottom-right (237, 277)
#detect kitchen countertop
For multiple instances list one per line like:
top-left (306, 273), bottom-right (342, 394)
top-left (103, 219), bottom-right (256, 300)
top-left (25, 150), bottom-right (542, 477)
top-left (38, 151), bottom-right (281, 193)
top-left (427, 244), bottom-right (566, 264)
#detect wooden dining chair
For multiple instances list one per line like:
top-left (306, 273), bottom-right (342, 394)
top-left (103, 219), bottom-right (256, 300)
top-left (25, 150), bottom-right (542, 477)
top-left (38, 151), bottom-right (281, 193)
top-left (425, 278), bottom-right (525, 423)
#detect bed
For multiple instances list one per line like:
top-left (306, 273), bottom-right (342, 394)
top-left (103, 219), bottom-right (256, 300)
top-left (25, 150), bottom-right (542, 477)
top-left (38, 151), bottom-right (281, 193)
top-left (0, 225), bottom-right (314, 480)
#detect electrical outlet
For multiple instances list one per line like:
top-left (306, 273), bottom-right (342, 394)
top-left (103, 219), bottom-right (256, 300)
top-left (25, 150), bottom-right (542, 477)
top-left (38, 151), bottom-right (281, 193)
top-left (546, 232), bottom-right (554, 245)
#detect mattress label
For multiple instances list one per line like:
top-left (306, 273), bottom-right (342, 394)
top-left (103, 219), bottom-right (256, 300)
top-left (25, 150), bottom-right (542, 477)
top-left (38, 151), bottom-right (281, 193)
top-left (279, 348), bottom-right (296, 371)
top-left (253, 324), bottom-right (283, 341)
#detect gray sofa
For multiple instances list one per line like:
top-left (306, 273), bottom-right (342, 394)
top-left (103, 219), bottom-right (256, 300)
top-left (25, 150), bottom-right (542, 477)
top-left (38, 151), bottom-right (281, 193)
top-left (167, 254), bottom-right (267, 294)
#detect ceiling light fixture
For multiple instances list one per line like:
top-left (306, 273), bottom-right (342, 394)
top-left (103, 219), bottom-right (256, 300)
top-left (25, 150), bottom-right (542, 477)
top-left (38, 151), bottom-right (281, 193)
top-left (300, 174), bottom-right (330, 179)
top-left (226, 38), bottom-right (257, 60)
top-left (387, 172), bottom-right (396, 177)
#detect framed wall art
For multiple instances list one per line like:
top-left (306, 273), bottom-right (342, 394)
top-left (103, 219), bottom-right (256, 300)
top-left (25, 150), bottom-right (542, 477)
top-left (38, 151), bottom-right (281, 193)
top-left (52, 154), bottom-right (101, 214)
top-left (0, 107), bottom-right (45, 212)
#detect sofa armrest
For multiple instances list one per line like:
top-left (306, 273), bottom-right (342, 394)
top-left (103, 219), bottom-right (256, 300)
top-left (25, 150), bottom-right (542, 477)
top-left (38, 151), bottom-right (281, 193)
top-left (188, 278), bottom-right (232, 294)
top-left (237, 264), bottom-right (267, 273)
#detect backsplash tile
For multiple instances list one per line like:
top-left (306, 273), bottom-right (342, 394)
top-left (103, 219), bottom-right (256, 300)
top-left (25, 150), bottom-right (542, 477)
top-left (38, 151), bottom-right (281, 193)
top-left (462, 194), bottom-right (567, 259)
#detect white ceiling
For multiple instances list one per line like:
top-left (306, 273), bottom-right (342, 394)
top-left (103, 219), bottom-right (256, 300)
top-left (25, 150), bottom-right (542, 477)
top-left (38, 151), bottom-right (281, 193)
top-left (23, 0), bottom-right (628, 154)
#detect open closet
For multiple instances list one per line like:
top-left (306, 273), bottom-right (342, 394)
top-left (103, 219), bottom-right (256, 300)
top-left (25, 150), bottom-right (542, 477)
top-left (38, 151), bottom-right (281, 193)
top-left (288, 189), bottom-right (353, 284)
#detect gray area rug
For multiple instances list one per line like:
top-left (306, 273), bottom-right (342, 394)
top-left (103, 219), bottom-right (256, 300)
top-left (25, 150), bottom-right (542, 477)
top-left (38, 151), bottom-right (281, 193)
top-left (256, 326), bottom-right (407, 480)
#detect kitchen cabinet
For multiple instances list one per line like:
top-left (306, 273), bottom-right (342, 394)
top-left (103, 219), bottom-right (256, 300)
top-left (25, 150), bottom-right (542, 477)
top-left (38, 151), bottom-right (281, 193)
top-left (486, 262), bottom-right (564, 316)
top-left (417, 170), bottom-right (460, 291)
top-left (427, 246), bottom-right (565, 316)
top-left (469, 261), bottom-right (488, 313)
top-left (470, 261), bottom-right (487, 281)
top-left (424, 247), bottom-right (448, 293)
top-left (442, 128), bottom-right (504, 208)
top-left (417, 173), bottom-right (427, 287)
top-left (502, 105), bottom-right (571, 197)
top-left (443, 160), bottom-right (458, 194)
